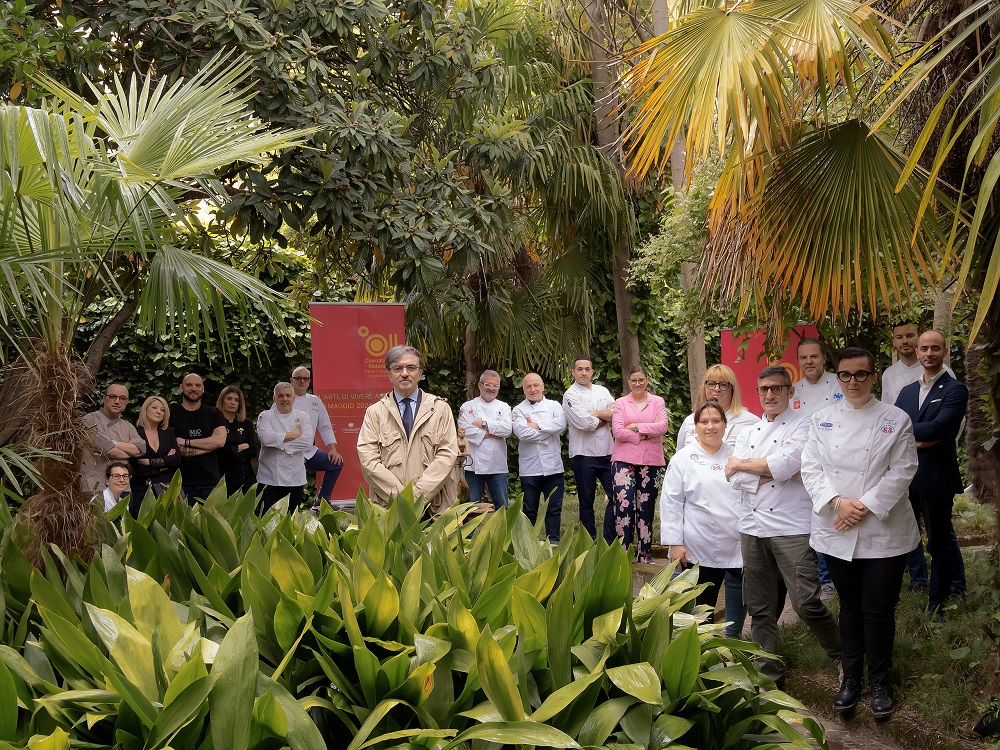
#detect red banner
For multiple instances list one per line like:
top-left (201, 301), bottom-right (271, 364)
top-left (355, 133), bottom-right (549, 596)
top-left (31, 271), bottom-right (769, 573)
top-left (721, 326), bottom-right (818, 416)
top-left (310, 303), bottom-right (406, 501)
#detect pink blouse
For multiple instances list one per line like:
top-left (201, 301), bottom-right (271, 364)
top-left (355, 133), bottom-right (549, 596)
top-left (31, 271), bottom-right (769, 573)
top-left (611, 393), bottom-right (669, 466)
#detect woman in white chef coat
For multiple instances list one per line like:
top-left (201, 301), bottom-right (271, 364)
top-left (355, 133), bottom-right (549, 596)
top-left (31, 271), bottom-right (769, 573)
top-left (660, 400), bottom-right (745, 636)
top-left (801, 347), bottom-right (919, 720)
top-left (675, 365), bottom-right (759, 451)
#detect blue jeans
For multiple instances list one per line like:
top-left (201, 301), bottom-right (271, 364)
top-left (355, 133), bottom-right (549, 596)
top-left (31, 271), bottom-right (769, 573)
top-left (182, 484), bottom-right (218, 505)
top-left (816, 552), bottom-right (832, 586)
top-left (724, 570), bottom-right (747, 639)
top-left (521, 474), bottom-right (563, 542)
top-left (571, 454), bottom-right (615, 542)
top-left (465, 471), bottom-right (509, 509)
top-left (305, 449), bottom-right (344, 501)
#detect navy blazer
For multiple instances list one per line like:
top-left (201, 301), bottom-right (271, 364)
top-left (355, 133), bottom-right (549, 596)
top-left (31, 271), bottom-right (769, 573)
top-left (894, 371), bottom-right (967, 494)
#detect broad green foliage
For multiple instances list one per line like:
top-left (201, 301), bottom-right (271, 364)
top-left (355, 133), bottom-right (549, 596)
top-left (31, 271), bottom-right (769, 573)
top-left (0, 482), bottom-right (828, 749)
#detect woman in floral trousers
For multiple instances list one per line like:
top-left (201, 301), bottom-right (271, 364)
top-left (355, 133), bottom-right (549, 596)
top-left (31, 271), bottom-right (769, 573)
top-left (610, 367), bottom-right (669, 563)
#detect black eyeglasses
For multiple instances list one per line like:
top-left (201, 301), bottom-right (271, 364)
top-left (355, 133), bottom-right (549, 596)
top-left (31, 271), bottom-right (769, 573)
top-left (836, 370), bottom-right (874, 383)
top-left (756, 384), bottom-right (790, 395)
top-left (705, 381), bottom-right (732, 391)
top-left (108, 473), bottom-right (130, 480)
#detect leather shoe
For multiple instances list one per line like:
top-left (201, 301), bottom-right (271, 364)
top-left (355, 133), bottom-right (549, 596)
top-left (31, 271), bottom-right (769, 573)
top-left (870, 682), bottom-right (894, 718)
top-left (833, 677), bottom-right (860, 713)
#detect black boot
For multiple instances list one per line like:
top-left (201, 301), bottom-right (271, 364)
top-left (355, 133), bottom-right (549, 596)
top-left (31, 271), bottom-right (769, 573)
top-left (870, 682), bottom-right (895, 719)
top-left (833, 677), bottom-right (860, 713)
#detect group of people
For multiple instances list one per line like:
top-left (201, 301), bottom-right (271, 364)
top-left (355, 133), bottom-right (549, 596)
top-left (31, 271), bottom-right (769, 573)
top-left (80, 368), bottom-right (344, 515)
top-left (353, 330), bottom-right (966, 721)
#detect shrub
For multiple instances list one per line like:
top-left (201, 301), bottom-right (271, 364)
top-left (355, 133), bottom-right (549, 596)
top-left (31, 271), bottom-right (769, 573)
top-left (0, 482), bottom-right (827, 749)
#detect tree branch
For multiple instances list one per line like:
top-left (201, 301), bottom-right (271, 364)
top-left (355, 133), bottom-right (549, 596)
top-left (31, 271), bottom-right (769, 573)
top-left (84, 296), bottom-right (140, 376)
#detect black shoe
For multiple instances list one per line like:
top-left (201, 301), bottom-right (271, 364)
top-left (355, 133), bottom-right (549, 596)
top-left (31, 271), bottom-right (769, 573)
top-left (833, 678), bottom-right (860, 713)
top-left (870, 682), bottom-right (894, 719)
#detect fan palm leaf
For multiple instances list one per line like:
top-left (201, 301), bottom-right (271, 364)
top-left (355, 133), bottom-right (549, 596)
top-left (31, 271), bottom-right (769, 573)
top-left (703, 119), bottom-right (950, 322)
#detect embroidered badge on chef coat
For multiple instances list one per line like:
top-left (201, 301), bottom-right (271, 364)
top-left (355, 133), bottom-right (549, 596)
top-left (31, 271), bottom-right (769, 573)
top-left (819, 421), bottom-right (834, 430)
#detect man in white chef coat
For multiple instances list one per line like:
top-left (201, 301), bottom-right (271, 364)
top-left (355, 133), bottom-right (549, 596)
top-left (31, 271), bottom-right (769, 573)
top-left (727, 364), bottom-right (842, 685)
top-left (792, 339), bottom-right (843, 416)
top-left (514, 373), bottom-right (567, 542)
top-left (458, 370), bottom-right (513, 508)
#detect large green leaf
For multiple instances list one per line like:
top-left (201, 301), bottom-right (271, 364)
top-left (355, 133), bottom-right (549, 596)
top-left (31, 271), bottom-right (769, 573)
top-left (475, 626), bottom-right (524, 722)
top-left (362, 572), bottom-right (400, 638)
top-left (444, 722), bottom-right (580, 749)
top-left (86, 604), bottom-right (159, 702)
top-left (607, 663), bottom-right (663, 705)
top-left (0, 658), bottom-right (17, 740)
top-left (577, 696), bottom-right (637, 747)
top-left (662, 624), bottom-right (701, 702)
top-left (210, 613), bottom-right (259, 750)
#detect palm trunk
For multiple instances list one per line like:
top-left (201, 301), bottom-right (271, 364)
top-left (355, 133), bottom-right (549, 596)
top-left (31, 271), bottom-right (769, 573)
top-left (583, 0), bottom-right (640, 382)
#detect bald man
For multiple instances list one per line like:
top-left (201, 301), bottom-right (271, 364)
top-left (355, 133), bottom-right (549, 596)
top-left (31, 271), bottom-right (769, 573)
top-left (894, 331), bottom-right (968, 618)
top-left (171, 373), bottom-right (227, 502)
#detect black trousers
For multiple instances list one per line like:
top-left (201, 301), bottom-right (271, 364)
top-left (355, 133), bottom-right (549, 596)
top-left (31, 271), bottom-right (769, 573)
top-left (571, 454), bottom-right (615, 542)
top-left (260, 485), bottom-right (305, 514)
top-left (825, 553), bottom-right (908, 685)
top-left (910, 488), bottom-right (960, 611)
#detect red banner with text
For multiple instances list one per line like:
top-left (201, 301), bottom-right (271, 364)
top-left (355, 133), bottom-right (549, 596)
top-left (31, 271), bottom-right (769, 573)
top-left (721, 326), bottom-right (818, 416)
top-left (310, 303), bottom-right (406, 501)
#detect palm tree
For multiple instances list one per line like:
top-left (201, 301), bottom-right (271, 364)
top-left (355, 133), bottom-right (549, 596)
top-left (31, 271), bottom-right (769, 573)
top-left (0, 55), bottom-right (313, 562)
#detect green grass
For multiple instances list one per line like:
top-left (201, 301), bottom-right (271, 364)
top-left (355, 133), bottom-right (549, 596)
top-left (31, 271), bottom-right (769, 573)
top-left (779, 547), bottom-right (1000, 733)
top-left (954, 493), bottom-right (996, 540)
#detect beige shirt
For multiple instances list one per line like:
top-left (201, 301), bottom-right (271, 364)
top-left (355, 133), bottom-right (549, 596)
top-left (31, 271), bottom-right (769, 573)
top-left (80, 410), bottom-right (145, 494)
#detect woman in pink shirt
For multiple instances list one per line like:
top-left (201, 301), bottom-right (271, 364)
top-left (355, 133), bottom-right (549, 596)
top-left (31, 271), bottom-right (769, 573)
top-left (611, 366), bottom-right (670, 563)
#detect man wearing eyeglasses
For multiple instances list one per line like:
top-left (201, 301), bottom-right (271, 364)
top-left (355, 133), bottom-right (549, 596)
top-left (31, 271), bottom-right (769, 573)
top-left (458, 370), bottom-right (512, 508)
top-left (290, 366), bottom-right (344, 504)
top-left (894, 330), bottom-right (968, 618)
top-left (80, 383), bottom-right (146, 494)
top-left (726, 365), bottom-right (841, 686)
top-left (357, 345), bottom-right (459, 515)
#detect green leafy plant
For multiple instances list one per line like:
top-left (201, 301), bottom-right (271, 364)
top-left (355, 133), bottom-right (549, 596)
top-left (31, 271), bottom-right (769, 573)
top-left (1, 481), bottom-right (827, 749)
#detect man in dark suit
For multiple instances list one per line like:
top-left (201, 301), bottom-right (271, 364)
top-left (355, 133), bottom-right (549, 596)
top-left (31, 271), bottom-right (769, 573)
top-left (894, 330), bottom-right (968, 616)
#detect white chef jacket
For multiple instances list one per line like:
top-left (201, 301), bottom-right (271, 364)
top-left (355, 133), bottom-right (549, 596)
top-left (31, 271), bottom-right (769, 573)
top-left (562, 382), bottom-right (614, 457)
top-left (256, 407), bottom-right (315, 486)
top-left (801, 398), bottom-right (919, 561)
top-left (792, 372), bottom-right (843, 417)
top-left (881, 360), bottom-right (954, 408)
top-left (512, 397), bottom-right (567, 476)
top-left (457, 396), bottom-right (512, 474)
top-left (676, 408), bottom-right (760, 451)
top-left (731, 409), bottom-right (811, 537)
top-left (660, 441), bottom-right (742, 568)
top-left (293, 392), bottom-right (336, 460)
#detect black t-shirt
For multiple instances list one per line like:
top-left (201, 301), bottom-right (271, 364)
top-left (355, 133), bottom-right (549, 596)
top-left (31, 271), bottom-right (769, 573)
top-left (170, 403), bottom-right (227, 486)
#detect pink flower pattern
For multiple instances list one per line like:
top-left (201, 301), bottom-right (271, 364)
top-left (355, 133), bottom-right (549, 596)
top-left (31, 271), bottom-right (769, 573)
top-left (611, 460), bottom-right (663, 564)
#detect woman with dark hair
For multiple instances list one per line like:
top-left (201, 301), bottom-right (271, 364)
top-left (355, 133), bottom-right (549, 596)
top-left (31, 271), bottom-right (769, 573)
top-left (801, 346), bottom-right (919, 719)
top-left (100, 460), bottom-right (132, 512)
top-left (217, 385), bottom-right (258, 493)
top-left (660, 400), bottom-right (745, 633)
top-left (131, 395), bottom-right (181, 515)
top-left (610, 366), bottom-right (669, 563)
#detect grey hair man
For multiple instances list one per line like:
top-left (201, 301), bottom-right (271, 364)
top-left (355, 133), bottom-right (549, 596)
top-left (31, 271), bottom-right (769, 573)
top-left (256, 382), bottom-right (314, 513)
top-left (458, 369), bottom-right (512, 509)
top-left (356, 345), bottom-right (459, 515)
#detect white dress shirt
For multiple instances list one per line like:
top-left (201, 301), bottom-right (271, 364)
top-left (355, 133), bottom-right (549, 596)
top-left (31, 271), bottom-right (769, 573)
top-left (458, 396), bottom-right (512, 474)
top-left (256, 407), bottom-right (315, 486)
top-left (882, 360), bottom-right (954, 407)
top-left (918, 368), bottom-right (948, 408)
top-left (512, 397), bottom-right (567, 476)
top-left (293, 392), bottom-right (336, 460)
top-left (801, 398), bottom-right (919, 560)
top-left (676, 408), bottom-right (759, 451)
top-left (562, 382), bottom-right (614, 457)
top-left (731, 409), bottom-right (811, 537)
top-left (660, 441), bottom-right (742, 568)
top-left (792, 372), bottom-right (844, 417)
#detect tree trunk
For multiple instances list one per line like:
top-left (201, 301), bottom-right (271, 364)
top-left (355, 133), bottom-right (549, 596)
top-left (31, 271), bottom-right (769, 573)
top-left (583, 0), bottom-right (640, 382)
top-left (964, 316), bottom-right (1000, 586)
top-left (84, 296), bottom-right (140, 376)
top-left (463, 323), bottom-right (484, 400)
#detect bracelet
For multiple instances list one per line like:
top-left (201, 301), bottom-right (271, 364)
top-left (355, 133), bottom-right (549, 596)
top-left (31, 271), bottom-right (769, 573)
top-left (834, 496), bottom-right (842, 515)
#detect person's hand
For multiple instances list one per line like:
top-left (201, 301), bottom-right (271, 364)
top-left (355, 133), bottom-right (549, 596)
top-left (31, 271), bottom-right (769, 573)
top-left (725, 455), bottom-right (742, 480)
top-left (137, 458), bottom-right (150, 466)
top-left (330, 448), bottom-right (344, 465)
top-left (669, 545), bottom-right (691, 569)
top-left (833, 498), bottom-right (869, 531)
top-left (628, 423), bottom-right (639, 431)
top-left (915, 440), bottom-right (940, 448)
top-left (288, 425), bottom-right (302, 441)
top-left (472, 419), bottom-right (483, 428)
top-left (166, 448), bottom-right (177, 456)
top-left (526, 415), bottom-right (540, 430)
top-left (238, 443), bottom-right (250, 452)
